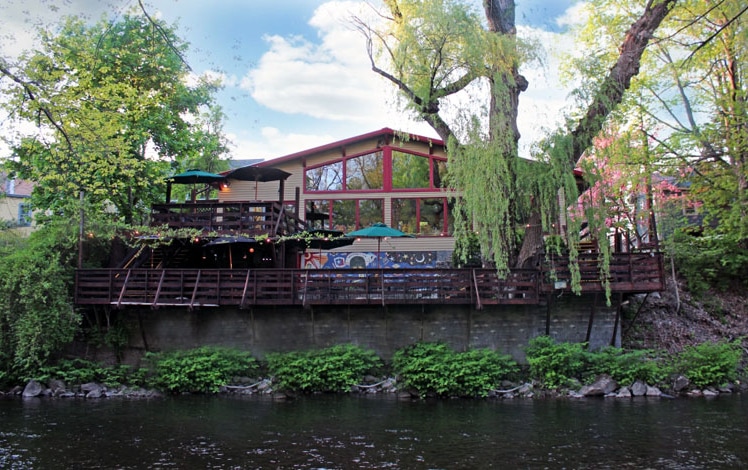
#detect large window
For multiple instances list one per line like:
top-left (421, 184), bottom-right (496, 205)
top-left (392, 151), bottom-right (446, 190)
top-left (346, 152), bottom-right (383, 190)
top-left (305, 149), bottom-right (445, 192)
top-left (392, 197), bottom-right (451, 235)
top-left (306, 161), bottom-right (343, 191)
top-left (306, 151), bottom-right (383, 192)
top-left (307, 199), bottom-right (383, 232)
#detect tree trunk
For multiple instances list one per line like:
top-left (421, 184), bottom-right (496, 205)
top-left (516, 212), bottom-right (544, 268)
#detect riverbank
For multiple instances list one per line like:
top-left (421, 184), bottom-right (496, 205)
top-left (623, 274), bottom-right (748, 353)
top-left (5, 370), bottom-right (746, 402)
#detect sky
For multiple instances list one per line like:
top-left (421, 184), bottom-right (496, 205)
top-left (0, 0), bottom-right (584, 162)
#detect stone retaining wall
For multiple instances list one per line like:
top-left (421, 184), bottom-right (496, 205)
top-left (114, 295), bottom-right (619, 363)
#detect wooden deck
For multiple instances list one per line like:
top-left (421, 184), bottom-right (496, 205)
top-left (75, 252), bottom-right (664, 309)
top-left (150, 201), bottom-right (304, 236)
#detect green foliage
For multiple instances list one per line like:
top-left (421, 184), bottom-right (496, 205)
top-left (34, 358), bottom-right (148, 388)
top-left (266, 344), bottom-right (382, 393)
top-left (392, 342), bottom-right (519, 397)
top-left (0, 222), bottom-right (81, 379)
top-left (146, 346), bottom-right (259, 394)
top-left (525, 336), bottom-right (589, 388)
top-left (568, 0), bottom-right (748, 279)
top-left (1, 12), bottom-right (227, 225)
top-left (588, 347), bottom-right (667, 385)
top-left (392, 342), bottom-right (452, 394)
top-left (452, 229), bottom-right (481, 267)
top-left (671, 340), bottom-right (743, 388)
top-left (526, 336), bottom-right (743, 390)
top-left (668, 231), bottom-right (748, 295)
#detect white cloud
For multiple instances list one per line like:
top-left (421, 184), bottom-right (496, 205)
top-left (241, 1), bottom-right (393, 123)
top-left (556, 1), bottom-right (589, 29)
top-left (516, 25), bottom-right (578, 155)
top-left (0, 0), bottom-right (121, 57)
top-left (226, 127), bottom-right (338, 161)
top-left (238, 0), bottom-right (582, 157)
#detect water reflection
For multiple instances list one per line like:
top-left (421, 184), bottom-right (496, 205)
top-left (1, 394), bottom-right (746, 469)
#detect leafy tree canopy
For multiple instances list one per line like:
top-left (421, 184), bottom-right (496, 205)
top-left (565, 0), bottom-right (747, 289)
top-left (0, 11), bottom-right (229, 225)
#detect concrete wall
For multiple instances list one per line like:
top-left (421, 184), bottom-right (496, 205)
top-left (117, 295), bottom-right (620, 364)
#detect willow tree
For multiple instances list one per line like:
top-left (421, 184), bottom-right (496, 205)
top-left (0, 11), bottom-right (227, 225)
top-left (357, 0), bottom-right (677, 275)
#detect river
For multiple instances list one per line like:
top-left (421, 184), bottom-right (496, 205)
top-left (1, 394), bottom-right (746, 469)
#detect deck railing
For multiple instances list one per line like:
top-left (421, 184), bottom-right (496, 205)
top-left (149, 201), bottom-right (304, 236)
top-left (541, 252), bottom-right (664, 294)
top-left (75, 253), bottom-right (663, 309)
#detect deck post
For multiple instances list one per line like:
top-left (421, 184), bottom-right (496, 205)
top-left (611, 293), bottom-right (623, 346)
top-left (190, 270), bottom-right (202, 310)
top-left (472, 270), bottom-right (482, 310)
top-left (116, 270), bottom-right (132, 308)
top-left (240, 270), bottom-right (251, 309)
top-left (585, 293), bottom-right (598, 344)
top-left (302, 270), bottom-right (309, 307)
top-left (152, 271), bottom-right (167, 307)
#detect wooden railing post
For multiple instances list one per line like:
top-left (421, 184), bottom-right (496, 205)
top-left (152, 271), bottom-right (166, 307)
top-left (472, 269), bottom-right (482, 310)
top-left (117, 270), bottom-right (131, 308)
top-left (190, 270), bottom-right (201, 310)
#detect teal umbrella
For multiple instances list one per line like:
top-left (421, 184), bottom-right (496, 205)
top-left (346, 223), bottom-right (413, 268)
top-left (168, 169), bottom-right (227, 184)
top-left (166, 169), bottom-right (226, 202)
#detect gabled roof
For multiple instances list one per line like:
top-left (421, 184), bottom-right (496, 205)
top-left (255, 128), bottom-right (445, 168)
top-left (1, 173), bottom-right (34, 197)
top-left (228, 158), bottom-right (263, 169)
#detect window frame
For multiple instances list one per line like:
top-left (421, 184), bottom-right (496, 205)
top-left (18, 201), bottom-right (32, 227)
top-left (304, 147), bottom-right (447, 194)
top-left (391, 197), bottom-right (451, 236)
top-left (305, 198), bottom-right (384, 232)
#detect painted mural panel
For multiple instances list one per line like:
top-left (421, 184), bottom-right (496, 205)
top-left (302, 250), bottom-right (450, 269)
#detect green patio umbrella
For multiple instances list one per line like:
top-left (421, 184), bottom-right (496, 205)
top-left (345, 223), bottom-right (413, 268)
top-left (165, 169), bottom-right (226, 202)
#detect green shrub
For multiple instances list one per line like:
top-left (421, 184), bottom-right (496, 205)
top-left (34, 358), bottom-right (148, 388)
top-left (267, 344), bottom-right (382, 393)
top-left (446, 348), bottom-right (519, 397)
top-left (588, 347), bottom-right (667, 386)
top-left (146, 346), bottom-right (259, 394)
top-left (670, 340), bottom-right (743, 388)
top-left (525, 336), bottom-right (589, 388)
top-left (392, 342), bottom-right (519, 397)
top-left (392, 342), bottom-right (453, 395)
top-left (0, 223), bottom-right (81, 378)
top-left (668, 231), bottom-right (748, 295)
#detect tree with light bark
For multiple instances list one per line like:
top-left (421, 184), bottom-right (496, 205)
top-left (356, 0), bottom-right (678, 274)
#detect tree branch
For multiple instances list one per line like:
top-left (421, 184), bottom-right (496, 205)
top-left (0, 59), bottom-right (75, 153)
top-left (137, 0), bottom-right (192, 72)
top-left (569, 0), bottom-right (678, 166)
